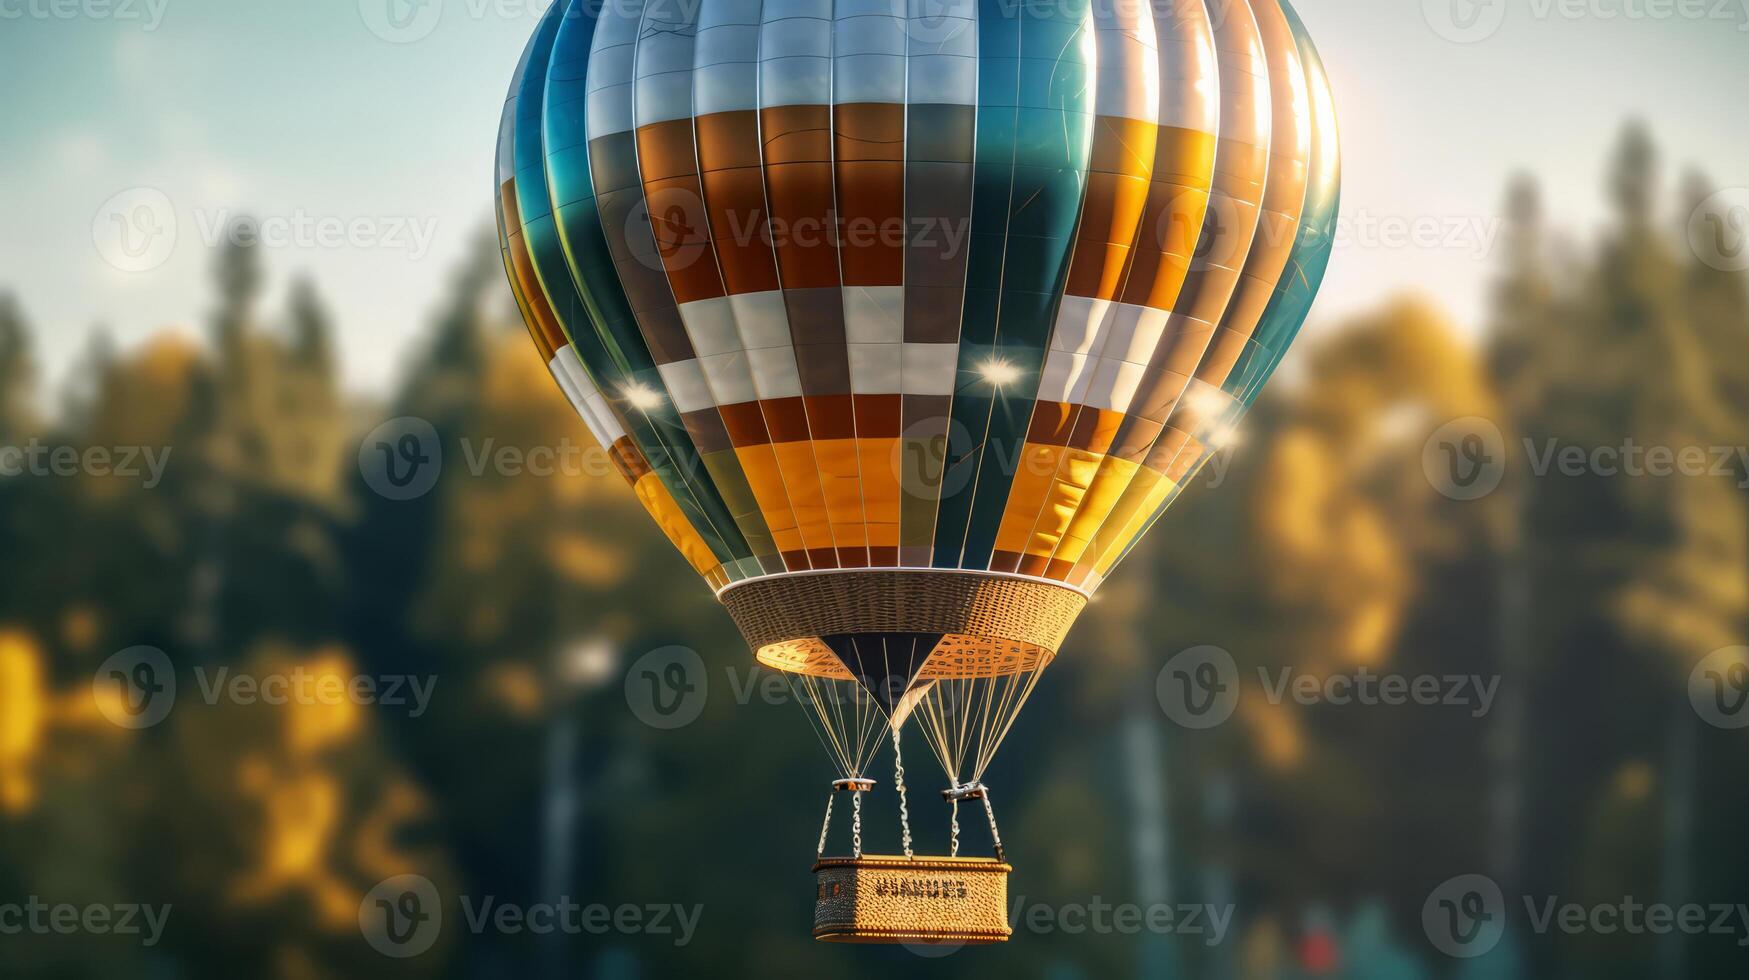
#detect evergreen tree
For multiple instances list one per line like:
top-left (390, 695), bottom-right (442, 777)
top-left (287, 274), bottom-right (337, 378)
top-left (0, 292), bottom-right (34, 444)
top-left (209, 225), bottom-right (264, 362)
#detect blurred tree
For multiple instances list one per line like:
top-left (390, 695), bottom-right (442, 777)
top-left (0, 292), bottom-right (35, 444)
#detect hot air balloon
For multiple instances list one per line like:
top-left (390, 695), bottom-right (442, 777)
top-left (497, 0), bottom-right (1339, 944)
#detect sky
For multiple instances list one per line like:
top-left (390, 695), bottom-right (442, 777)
top-left (0, 0), bottom-right (1744, 398)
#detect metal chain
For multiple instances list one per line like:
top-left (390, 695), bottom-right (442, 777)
top-left (816, 791), bottom-right (835, 859)
top-left (891, 728), bottom-right (914, 859)
top-left (852, 790), bottom-right (863, 859)
top-left (982, 790), bottom-right (1006, 862)
top-left (949, 800), bottom-right (961, 858)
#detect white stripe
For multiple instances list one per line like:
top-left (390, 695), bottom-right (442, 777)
top-left (678, 296), bottom-right (744, 357)
top-left (700, 350), bottom-right (760, 405)
top-left (728, 291), bottom-right (795, 350)
top-left (585, 0), bottom-right (644, 140)
top-left (1092, 0), bottom-right (1160, 125)
top-left (551, 347), bottom-right (627, 443)
top-left (849, 343), bottom-right (903, 394)
top-left (1151, 0), bottom-right (1219, 134)
top-left (900, 343), bottom-right (959, 395)
top-left (657, 359), bottom-right (716, 413)
top-left (842, 285), bottom-right (904, 345)
top-left (1049, 296), bottom-right (1114, 355)
top-left (747, 346), bottom-right (805, 400)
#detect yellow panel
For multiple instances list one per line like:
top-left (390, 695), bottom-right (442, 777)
top-left (814, 437), bottom-right (869, 551)
top-left (1020, 449), bottom-right (1105, 559)
top-left (857, 438), bottom-right (901, 525)
top-left (770, 441), bottom-right (836, 555)
top-left (1050, 454), bottom-right (1141, 565)
top-left (632, 472), bottom-right (720, 578)
top-left (993, 443), bottom-right (1065, 555)
top-left (1087, 467), bottom-right (1176, 579)
top-left (735, 444), bottom-right (805, 555)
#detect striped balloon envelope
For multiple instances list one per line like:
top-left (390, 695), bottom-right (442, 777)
top-left (498, 0), bottom-right (1338, 854)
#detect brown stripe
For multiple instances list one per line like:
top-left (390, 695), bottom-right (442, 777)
top-left (681, 408), bottom-right (735, 455)
top-left (853, 394), bottom-right (903, 439)
top-left (609, 437), bottom-right (652, 483)
top-left (718, 400), bottom-right (770, 447)
top-left (1025, 401), bottom-right (1076, 446)
top-left (802, 394), bottom-right (856, 441)
top-left (696, 110), bottom-right (782, 296)
top-left (763, 397), bottom-right (813, 443)
top-left (1068, 408), bottom-right (1125, 454)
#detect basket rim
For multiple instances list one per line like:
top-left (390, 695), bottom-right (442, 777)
top-left (716, 566), bottom-right (1092, 601)
top-left (812, 854), bottom-right (1013, 874)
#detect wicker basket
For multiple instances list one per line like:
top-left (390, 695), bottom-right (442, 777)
top-left (812, 855), bottom-right (1013, 944)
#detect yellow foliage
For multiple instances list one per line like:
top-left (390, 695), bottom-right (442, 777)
top-left (0, 631), bottom-right (46, 813)
top-left (1243, 696), bottom-right (1305, 771)
top-left (1253, 295), bottom-right (1498, 667)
